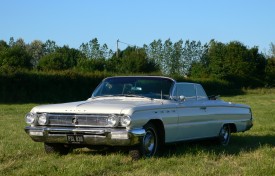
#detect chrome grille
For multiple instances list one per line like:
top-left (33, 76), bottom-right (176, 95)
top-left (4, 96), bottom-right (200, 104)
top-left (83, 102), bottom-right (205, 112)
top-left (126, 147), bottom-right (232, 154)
top-left (47, 114), bottom-right (109, 127)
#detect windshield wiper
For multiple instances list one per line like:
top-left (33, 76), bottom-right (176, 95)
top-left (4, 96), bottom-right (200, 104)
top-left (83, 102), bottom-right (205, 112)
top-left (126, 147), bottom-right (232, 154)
top-left (92, 94), bottom-right (153, 100)
top-left (122, 94), bottom-right (154, 100)
top-left (124, 94), bottom-right (145, 98)
top-left (91, 95), bottom-right (116, 99)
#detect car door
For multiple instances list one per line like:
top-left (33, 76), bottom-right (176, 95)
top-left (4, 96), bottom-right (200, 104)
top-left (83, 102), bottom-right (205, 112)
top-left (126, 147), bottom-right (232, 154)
top-left (173, 83), bottom-right (213, 141)
top-left (196, 84), bottom-right (222, 137)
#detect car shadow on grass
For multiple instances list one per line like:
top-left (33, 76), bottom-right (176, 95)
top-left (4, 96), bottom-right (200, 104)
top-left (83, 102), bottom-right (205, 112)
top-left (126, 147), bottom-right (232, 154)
top-left (70, 134), bottom-right (275, 158)
top-left (161, 134), bottom-right (275, 157)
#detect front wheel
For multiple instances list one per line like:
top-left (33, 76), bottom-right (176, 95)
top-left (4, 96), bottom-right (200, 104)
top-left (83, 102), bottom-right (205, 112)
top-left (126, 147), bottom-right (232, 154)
top-left (129, 122), bottom-right (160, 160)
top-left (218, 125), bottom-right (231, 146)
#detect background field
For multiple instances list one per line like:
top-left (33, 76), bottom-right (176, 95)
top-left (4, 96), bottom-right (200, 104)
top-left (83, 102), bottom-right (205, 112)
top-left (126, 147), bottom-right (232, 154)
top-left (1, 89), bottom-right (275, 176)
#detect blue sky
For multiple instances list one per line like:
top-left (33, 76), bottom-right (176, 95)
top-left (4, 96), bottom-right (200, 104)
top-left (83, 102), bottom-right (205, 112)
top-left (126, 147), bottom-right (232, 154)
top-left (1, 0), bottom-right (274, 53)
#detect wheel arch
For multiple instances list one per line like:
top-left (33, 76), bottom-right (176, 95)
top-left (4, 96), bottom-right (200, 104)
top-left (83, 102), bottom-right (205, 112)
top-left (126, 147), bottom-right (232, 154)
top-left (145, 119), bottom-right (165, 145)
top-left (228, 123), bottom-right (237, 133)
top-left (220, 123), bottom-right (237, 133)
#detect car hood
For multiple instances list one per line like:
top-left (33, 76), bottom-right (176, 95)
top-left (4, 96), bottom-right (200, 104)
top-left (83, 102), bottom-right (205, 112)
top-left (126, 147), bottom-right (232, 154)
top-left (31, 97), bottom-right (163, 114)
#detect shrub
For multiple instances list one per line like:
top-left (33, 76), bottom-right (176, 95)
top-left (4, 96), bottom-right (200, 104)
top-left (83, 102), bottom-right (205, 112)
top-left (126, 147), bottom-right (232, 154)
top-left (0, 71), bottom-right (109, 103)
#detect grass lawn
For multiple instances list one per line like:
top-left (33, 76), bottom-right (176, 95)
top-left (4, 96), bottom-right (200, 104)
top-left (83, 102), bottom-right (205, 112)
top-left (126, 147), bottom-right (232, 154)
top-left (1, 89), bottom-right (275, 176)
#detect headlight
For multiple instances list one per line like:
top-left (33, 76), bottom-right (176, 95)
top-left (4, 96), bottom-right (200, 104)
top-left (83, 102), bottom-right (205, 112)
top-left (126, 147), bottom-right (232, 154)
top-left (107, 114), bottom-right (119, 127)
top-left (120, 115), bottom-right (131, 127)
top-left (38, 113), bottom-right (48, 125)
top-left (25, 113), bottom-right (37, 124)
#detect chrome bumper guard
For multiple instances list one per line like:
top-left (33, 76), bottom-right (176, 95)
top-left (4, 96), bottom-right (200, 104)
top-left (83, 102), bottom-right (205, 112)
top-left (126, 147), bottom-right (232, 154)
top-left (25, 126), bottom-right (145, 146)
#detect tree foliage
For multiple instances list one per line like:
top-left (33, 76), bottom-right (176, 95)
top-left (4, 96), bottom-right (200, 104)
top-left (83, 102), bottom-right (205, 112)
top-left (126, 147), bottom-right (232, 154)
top-left (0, 40), bottom-right (9, 50)
top-left (38, 46), bottom-right (83, 71)
top-left (76, 38), bottom-right (114, 72)
top-left (0, 38), bottom-right (32, 71)
top-left (0, 37), bottom-right (274, 87)
top-left (27, 40), bottom-right (45, 67)
top-left (76, 58), bottom-right (105, 72)
top-left (106, 46), bottom-right (157, 73)
top-left (79, 38), bottom-right (112, 60)
top-left (144, 39), bottom-right (208, 75)
top-left (191, 40), bottom-right (266, 81)
top-left (44, 40), bottom-right (57, 54)
top-left (265, 43), bottom-right (275, 86)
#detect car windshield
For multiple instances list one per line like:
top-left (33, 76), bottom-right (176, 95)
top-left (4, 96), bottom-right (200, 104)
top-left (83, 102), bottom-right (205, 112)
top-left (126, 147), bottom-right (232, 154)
top-left (92, 77), bottom-right (175, 100)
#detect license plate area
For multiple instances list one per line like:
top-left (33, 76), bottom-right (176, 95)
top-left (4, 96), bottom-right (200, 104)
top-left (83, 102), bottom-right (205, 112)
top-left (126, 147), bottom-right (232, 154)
top-left (67, 135), bottom-right (84, 144)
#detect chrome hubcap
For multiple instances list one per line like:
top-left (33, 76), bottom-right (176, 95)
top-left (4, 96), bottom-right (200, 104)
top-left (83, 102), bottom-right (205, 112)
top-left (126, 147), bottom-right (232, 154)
top-left (143, 130), bottom-right (155, 156)
top-left (220, 126), bottom-right (229, 144)
top-left (221, 128), bottom-right (228, 140)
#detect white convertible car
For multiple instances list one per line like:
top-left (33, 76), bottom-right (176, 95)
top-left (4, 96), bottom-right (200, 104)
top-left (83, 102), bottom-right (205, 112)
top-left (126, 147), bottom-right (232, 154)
top-left (25, 76), bottom-right (253, 158)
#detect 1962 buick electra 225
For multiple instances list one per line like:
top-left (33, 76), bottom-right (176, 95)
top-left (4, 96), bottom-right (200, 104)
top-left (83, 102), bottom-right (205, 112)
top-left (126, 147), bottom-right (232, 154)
top-left (25, 76), bottom-right (253, 159)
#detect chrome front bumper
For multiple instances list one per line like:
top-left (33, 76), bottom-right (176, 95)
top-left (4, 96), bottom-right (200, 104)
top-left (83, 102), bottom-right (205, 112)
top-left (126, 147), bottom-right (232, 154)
top-left (25, 126), bottom-right (145, 146)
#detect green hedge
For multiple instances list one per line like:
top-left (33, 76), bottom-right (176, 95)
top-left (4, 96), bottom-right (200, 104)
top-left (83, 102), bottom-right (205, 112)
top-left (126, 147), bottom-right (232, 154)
top-left (0, 71), bottom-right (109, 103)
top-left (0, 71), bottom-right (245, 103)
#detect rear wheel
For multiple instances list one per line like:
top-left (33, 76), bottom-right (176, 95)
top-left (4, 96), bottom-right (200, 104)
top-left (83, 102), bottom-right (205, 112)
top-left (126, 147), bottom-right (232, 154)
top-left (218, 125), bottom-right (231, 146)
top-left (44, 143), bottom-right (71, 155)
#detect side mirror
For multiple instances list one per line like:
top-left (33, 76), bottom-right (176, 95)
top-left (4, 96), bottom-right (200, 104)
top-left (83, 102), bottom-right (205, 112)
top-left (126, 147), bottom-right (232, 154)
top-left (179, 95), bottom-right (186, 101)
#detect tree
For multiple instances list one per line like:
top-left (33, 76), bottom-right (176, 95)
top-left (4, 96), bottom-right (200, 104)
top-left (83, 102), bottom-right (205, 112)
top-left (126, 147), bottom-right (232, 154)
top-left (143, 39), bottom-right (163, 72)
top-left (162, 39), bottom-right (174, 75)
top-left (123, 47), bottom-right (155, 73)
top-left (268, 42), bottom-right (275, 57)
top-left (182, 40), bottom-right (208, 76)
top-left (105, 49), bottom-right (122, 72)
top-left (265, 43), bottom-right (275, 86)
top-left (38, 45), bottom-right (83, 70)
top-left (79, 38), bottom-right (112, 60)
top-left (106, 46), bottom-right (157, 73)
top-left (246, 47), bottom-right (266, 78)
top-left (189, 62), bottom-right (209, 78)
top-left (0, 45), bottom-right (32, 71)
top-left (0, 40), bottom-right (9, 50)
top-left (27, 40), bottom-right (45, 68)
top-left (76, 58), bottom-right (105, 72)
top-left (225, 42), bottom-right (265, 80)
top-left (145, 39), bottom-right (208, 76)
top-left (191, 40), bottom-right (266, 87)
top-left (38, 52), bottom-right (66, 70)
top-left (44, 40), bottom-right (57, 54)
top-left (8, 37), bottom-right (15, 47)
top-left (0, 38), bottom-right (32, 71)
top-left (78, 38), bottom-right (113, 72)
top-left (55, 46), bottom-right (83, 69)
top-left (14, 38), bottom-right (26, 49)
top-left (203, 41), bottom-right (227, 79)
top-left (265, 58), bottom-right (275, 86)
